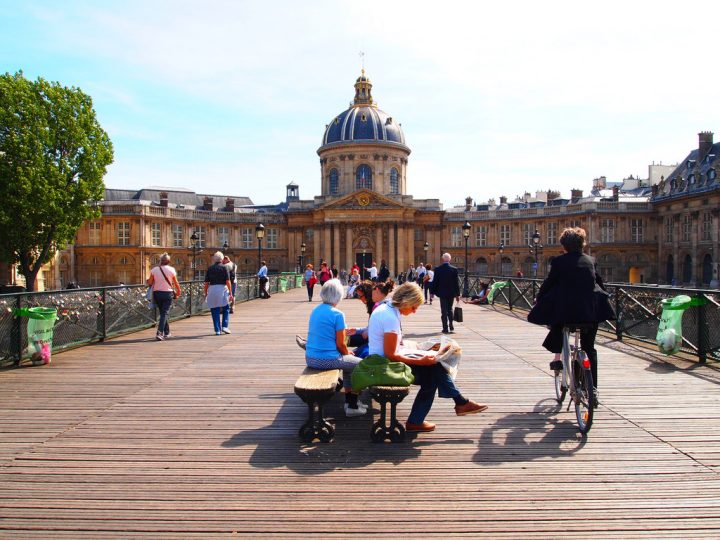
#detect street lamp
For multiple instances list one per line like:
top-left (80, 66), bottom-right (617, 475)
top-left (529, 229), bottom-right (542, 278)
top-left (189, 230), bottom-right (201, 281)
top-left (255, 223), bottom-right (265, 268)
top-left (300, 242), bottom-right (306, 270)
top-left (222, 240), bottom-right (229, 252)
top-left (498, 242), bottom-right (505, 276)
top-left (462, 221), bottom-right (471, 297)
top-left (423, 241), bottom-right (429, 263)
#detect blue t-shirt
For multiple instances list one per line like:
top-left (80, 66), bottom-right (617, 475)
top-left (305, 303), bottom-right (346, 360)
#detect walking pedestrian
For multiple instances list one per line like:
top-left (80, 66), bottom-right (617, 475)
top-left (147, 253), bottom-right (181, 341)
top-left (430, 253), bottom-right (460, 334)
top-left (205, 252), bottom-right (233, 335)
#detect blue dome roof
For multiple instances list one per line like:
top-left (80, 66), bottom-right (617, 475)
top-left (321, 106), bottom-right (406, 147)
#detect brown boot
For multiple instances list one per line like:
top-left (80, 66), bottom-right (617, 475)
top-left (455, 400), bottom-right (488, 416)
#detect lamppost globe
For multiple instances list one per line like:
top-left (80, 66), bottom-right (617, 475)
top-left (300, 242), bottom-right (306, 269)
top-left (255, 223), bottom-right (265, 267)
top-left (462, 221), bottom-right (471, 297)
top-left (498, 242), bottom-right (504, 276)
top-left (222, 240), bottom-right (229, 252)
top-left (528, 229), bottom-right (542, 278)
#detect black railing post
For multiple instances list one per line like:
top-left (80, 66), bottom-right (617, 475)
top-left (101, 288), bottom-right (107, 341)
top-left (615, 288), bottom-right (623, 341)
top-left (188, 281), bottom-right (193, 316)
top-left (697, 294), bottom-right (708, 364)
top-left (14, 294), bottom-right (22, 366)
top-left (508, 278), bottom-right (514, 311)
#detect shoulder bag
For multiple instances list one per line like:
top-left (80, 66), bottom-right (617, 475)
top-left (351, 354), bottom-right (414, 392)
top-left (158, 266), bottom-right (179, 299)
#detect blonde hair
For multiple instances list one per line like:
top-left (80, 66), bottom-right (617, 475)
top-left (391, 282), bottom-right (424, 310)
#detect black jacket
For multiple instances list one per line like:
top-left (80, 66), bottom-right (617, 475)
top-left (528, 251), bottom-right (615, 325)
top-left (430, 262), bottom-right (460, 298)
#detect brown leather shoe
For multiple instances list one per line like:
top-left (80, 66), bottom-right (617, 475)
top-left (455, 400), bottom-right (488, 416)
top-left (405, 421), bottom-right (436, 433)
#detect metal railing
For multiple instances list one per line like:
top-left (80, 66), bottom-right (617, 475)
top-left (0, 273), bottom-right (302, 368)
top-left (464, 274), bottom-right (720, 363)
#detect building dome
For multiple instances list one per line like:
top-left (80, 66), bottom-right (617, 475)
top-left (320, 70), bottom-right (407, 150)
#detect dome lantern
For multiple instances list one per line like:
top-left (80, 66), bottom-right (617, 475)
top-left (353, 69), bottom-right (374, 106)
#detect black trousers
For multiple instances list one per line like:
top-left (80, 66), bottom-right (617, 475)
top-left (258, 276), bottom-right (270, 298)
top-left (439, 296), bottom-right (455, 331)
top-left (543, 323), bottom-right (599, 387)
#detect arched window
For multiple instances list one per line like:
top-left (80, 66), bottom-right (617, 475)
top-left (683, 254), bottom-right (692, 283)
top-left (390, 168), bottom-right (399, 194)
top-left (475, 257), bottom-right (488, 275)
top-left (329, 169), bottom-right (339, 195)
top-left (702, 254), bottom-right (713, 285)
top-left (500, 256), bottom-right (512, 276)
top-left (355, 165), bottom-right (372, 190)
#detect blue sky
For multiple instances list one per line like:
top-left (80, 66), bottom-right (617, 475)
top-left (2, 1), bottom-right (719, 207)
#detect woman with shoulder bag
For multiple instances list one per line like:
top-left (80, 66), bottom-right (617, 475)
top-left (146, 253), bottom-right (182, 341)
top-left (204, 251), bottom-right (234, 335)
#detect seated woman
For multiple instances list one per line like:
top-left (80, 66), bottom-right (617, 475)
top-left (345, 268), bottom-right (361, 298)
top-left (367, 282), bottom-right (488, 433)
top-left (304, 279), bottom-right (366, 417)
top-left (464, 281), bottom-right (490, 305)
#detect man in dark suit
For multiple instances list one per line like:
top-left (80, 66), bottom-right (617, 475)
top-left (430, 252), bottom-right (460, 334)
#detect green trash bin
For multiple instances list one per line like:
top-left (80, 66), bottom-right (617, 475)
top-left (278, 277), bottom-right (288, 293)
top-left (656, 295), bottom-right (706, 355)
top-left (15, 307), bottom-right (58, 365)
top-left (295, 275), bottom-right (303, 288)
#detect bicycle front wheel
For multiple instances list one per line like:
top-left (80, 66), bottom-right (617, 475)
top-left (573, 353), bottom-right (594, 434)
top-left (554, 368), bottom-right (566, 404)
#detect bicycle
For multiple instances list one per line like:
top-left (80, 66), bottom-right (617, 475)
top-left (553, 324), bottom-right (595, 434)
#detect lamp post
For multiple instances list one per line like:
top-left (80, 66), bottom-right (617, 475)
top-left (423, 241), bottom-right (429, 263)
top-left (462, 221), bottom-right (471, 297)
top-left (529, 229), bottom-right (542, 278)
top-left (300, 242), bottom-right (306, 270)
top-left (498, 242), bottom-right (504, 276)
top-left (222, 240), bottom-right (229, 253)
top-left (256, 223), bottom-right (265, 267)
top-left (189, 231), bottom-right (200, 281)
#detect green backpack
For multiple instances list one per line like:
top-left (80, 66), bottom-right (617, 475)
top-left (351, 354), bottom-right (415, 392)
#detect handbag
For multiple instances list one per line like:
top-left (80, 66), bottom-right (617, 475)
top-left (308, 275), bottom-right (318, 287)
top-left (351, 354), bottom-right (415, 392)
top-left (453, 306), bottom-right (463, 323)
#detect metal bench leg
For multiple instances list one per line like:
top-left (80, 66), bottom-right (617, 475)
top-left (370, 390), bottom-right (407, 443)
top-left (298, 395), bottom-right (335, 443)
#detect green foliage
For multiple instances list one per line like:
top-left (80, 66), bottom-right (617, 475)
top-left (0, 71), bottom-right (113, 290)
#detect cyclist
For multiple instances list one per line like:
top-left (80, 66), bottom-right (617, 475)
top-left (528, 227), bottom-right (615, 402)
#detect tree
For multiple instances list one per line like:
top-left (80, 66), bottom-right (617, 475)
top-left (0, 72), bottom-right (113, 291)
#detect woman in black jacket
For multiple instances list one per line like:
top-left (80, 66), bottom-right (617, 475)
top-left (529, 227), bottom-right (614, 392)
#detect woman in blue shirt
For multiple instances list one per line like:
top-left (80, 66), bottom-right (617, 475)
top-left (305, 279), bottom-right (366, 417)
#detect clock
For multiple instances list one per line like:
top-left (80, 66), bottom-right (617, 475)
top-left (358, 194), bottom-right (370, 206)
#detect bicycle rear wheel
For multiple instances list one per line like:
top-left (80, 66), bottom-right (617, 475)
top-left (554, 368), bottom-right (567, 404)
top-left (573, 352), bottom-right (594, 434)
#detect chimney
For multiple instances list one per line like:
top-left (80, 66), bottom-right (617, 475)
top-left (547, 190), bottom-right (560, 201)
top-left (159, 192), bottom-right (168, 207)
top-left (203, 196), bottom-right (213, 211)
top-left (612, 186), bottom-right (619, 201)
top-left (465, 196), bottom-right (473, 211)
top-left (225, 198), bottom-right (235, 212)
top-left (499, 195), bottom-right (507, 205)
top-left (699, 131), bottom-right (714, 160)
top-left (571, 189), bottom-right (583, 201)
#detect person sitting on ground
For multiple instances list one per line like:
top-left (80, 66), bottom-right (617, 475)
top-left (304, 278), bottom-right (367, 417)
top-left (367, 282), bottom-right (488, 433)
top-left (345, 268), bottom-right (361, 298)
top-left (464, 281), bottom-right (490, 305)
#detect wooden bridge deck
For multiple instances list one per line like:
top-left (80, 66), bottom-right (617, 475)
top-left (2, 288), bottom-right (720, 538)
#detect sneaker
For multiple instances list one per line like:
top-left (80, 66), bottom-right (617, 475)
top-left (344, 403), bottom-right (368, 417)
top-left (455, 400), bottom-right (488, 416)
top-left (405, 421), bottom-right (436, 433)
top-left (164, 332), bottom-right (172, 339)
top-left (222, 328), bottom-right (232, 334)
top-left (215, 331), bottom-right (222, 336)
top-left (549, 360), bottom-right (563, 371)
top-left (155, 333), bottom-right (164, 341)
top-left (295, 335), bottom-right (307, 350)
top-left (449, 325), bottom-right (455, 332)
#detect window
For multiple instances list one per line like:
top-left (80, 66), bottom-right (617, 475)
top-left (329, 169), bottom-right (339, 195)
top-left (89, 271), bottom-right (101, 286)
top-left (266, 228), bottom-right (278, 249)
top-left (682, 215), bottom-right (691, 242)
top-left (119, 256), bottom-right (128, 265)
top-left (702, 212), bottom-right (712, 241)
top-left (355, 164), bottom-right (372, 190)
top-left (547, 222), bottom-right (557, 245)
top-left (151, 223), bottom-right (161, 246)
top-left (217, 226), bottom-right (229, 247)
top-left (708, 169), bottom-right (717, 182)
top-left (118, 270), bottom-right (131, 285)
top-left (414, 228), bottom-right (423, 241)
top-left (117, 222), bottom-right (130, 246)
top-left (522, 223), bottom-right (534, 246)
top-left (631, 219), bottom-right (644, 243)
top-left (195, 226), bottom-right (206, 248)
top-left (450, 227), bottom-right (462, 247)
top-left (475, 257), bottom-right (488, 274)
top-left (172, 224), bottom-right (183, 247)
top-left (475, 226), bottom-right (487, 247)
top-left (665, 217), bottom-right (674, 243)
top-left (241, 227), bottom-right (253, 249)
top-left (89, 221), bottom-right (101, 245)
top-left (390, 168), bottom-right (399, 194)
top-left (500, 224), bottom-right (511, 245)
top-left (567, 219), bottom-right (581, 228)
top-left (600, 219), bottom-right (615, 243)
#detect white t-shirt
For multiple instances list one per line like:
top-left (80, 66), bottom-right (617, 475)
top-left (368, 266), bottom-right (378, 279)
top-left (368, 303), bottom-right (401, 356)
top-left (427, 269), bottom-right (434, 282)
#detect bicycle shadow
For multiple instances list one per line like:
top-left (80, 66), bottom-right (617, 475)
top-left (221, 392), bottom-right (421, 475)
top-left (473, 398), bottom-right (587, 466)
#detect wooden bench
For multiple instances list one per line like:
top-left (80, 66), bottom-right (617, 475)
top-left (294, 368), bottom-right (342, 443)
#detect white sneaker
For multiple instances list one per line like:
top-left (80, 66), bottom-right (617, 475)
top-left (215, 331), bottom-right (222, 336)
top-left (222, 328), bottom-right (232, 334)
top-left (344, 403), bottom-right (368, 417)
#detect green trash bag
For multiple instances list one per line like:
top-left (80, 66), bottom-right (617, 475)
top-left (14, 307), bottom-right (58, 365)
top-left (655, 295), bottom-right (705, 355)
top-left (488, 281), bottom-right (509, 303)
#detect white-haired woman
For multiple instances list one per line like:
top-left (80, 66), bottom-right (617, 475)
top-left (146, 253), bottom-right (181, 341)
top-left (305, 278), bottom-right (366, 417)
top-left (368, 282), bottom-right (487, 433)
top-left (204, 251), bottom-right (234, 335)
